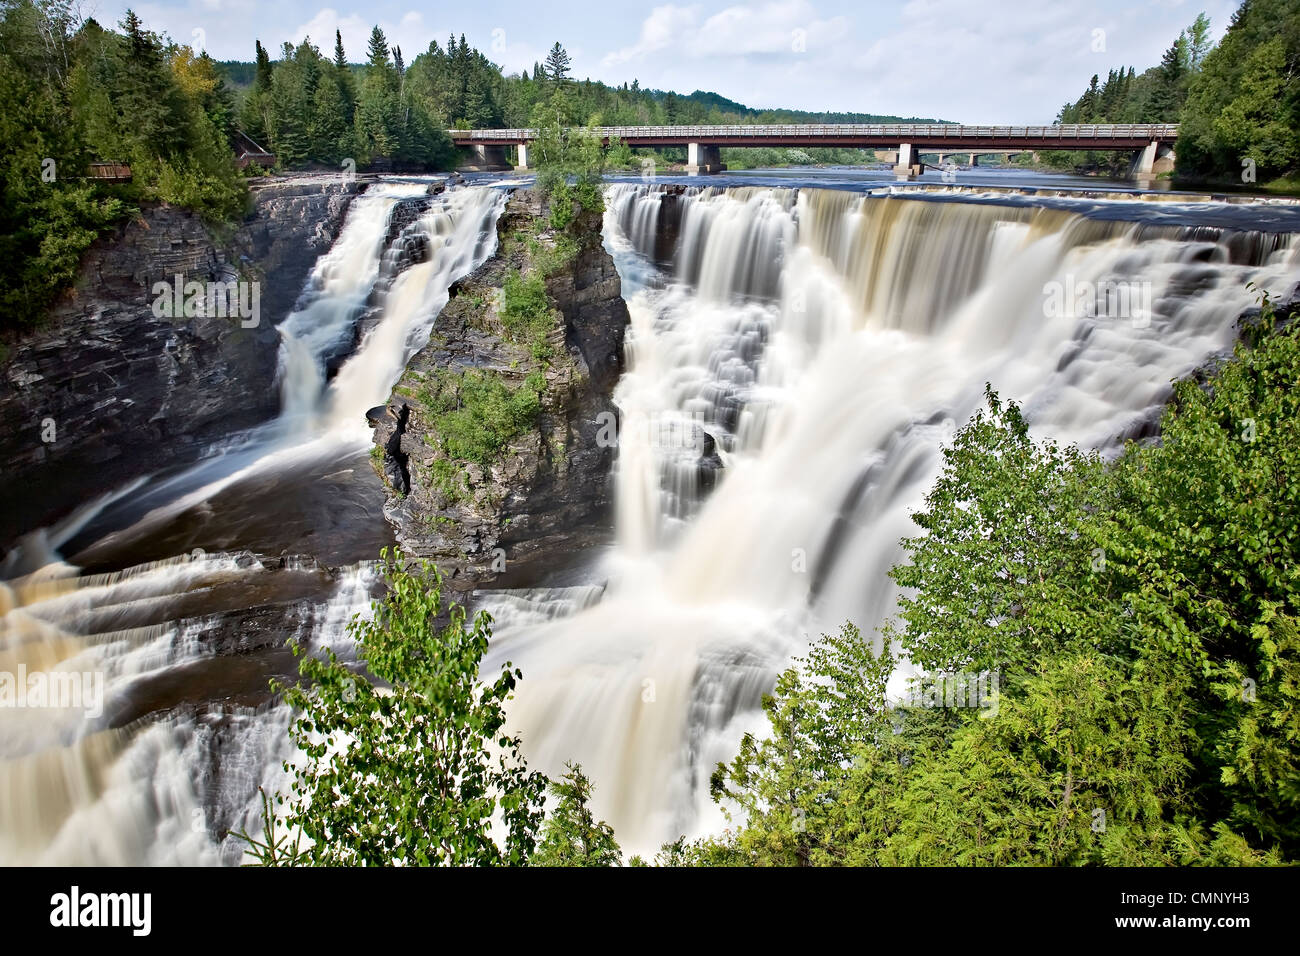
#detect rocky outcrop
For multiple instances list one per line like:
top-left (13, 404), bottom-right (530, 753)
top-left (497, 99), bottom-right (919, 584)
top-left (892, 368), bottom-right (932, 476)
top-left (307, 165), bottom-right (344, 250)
top-left (370, 190), bottom-right (629, 595)
top-left (0, 176), bottom-right (361, 548)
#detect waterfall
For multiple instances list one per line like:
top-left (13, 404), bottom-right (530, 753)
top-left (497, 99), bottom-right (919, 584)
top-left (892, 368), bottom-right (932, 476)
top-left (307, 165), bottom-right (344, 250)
top-left (277, 183), bottom-right (425, 420)
top-left (479, 183), bottom-right (1300, 855)
top-left (0, 181), bottom-right (507, 864)
top-left (322, 186), bottom-right (505, 433)
top-left (0, 553), bottom-right (380, 864)
top-left (5, 173), bottom-right (1299, 864)
top-left (279, 183), bottom-right (507, 431)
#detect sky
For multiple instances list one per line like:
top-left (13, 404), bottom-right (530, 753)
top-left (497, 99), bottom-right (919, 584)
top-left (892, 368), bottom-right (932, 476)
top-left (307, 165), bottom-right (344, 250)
top-left (87, 0), bottom-right (1240, 123)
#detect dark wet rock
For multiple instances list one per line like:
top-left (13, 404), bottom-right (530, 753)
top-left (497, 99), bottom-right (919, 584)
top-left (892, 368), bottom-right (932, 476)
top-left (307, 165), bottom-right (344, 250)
top-left (0, 177), bottom-right (361, 549)
top-left (384, 196), bottom-right (434, 252)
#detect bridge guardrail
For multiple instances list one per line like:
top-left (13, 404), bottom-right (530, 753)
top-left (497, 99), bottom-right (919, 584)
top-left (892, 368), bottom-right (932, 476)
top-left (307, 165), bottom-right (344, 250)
top-left (449, 124), bottom-right (1179, 142)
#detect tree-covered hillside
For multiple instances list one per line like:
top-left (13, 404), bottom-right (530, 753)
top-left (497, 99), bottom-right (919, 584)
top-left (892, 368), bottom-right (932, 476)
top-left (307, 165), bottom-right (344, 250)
top-left (1178, 0), bottom-right (1300, 184)
top-left (222, 38), bottom-right (949, 173)
top-left (0, 1), bottom-right (247, 331)
top-left (1050, 2), bottom-right (1300, 185)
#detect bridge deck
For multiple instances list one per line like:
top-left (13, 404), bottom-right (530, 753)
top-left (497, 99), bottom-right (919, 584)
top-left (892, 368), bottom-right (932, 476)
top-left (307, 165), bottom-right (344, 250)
top-left (450, 124), bottom-right (1178, 150)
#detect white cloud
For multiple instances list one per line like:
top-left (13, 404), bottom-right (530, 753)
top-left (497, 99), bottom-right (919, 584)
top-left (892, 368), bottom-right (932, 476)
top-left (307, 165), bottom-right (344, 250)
top-left (287, 8), bottom-right (441, 60)
top-left (604, 4), bottom-right (702, 65)
top-left (604, 1), bottom-right (846, 66)
top-left (593, 0), bottom-right (1227, 122)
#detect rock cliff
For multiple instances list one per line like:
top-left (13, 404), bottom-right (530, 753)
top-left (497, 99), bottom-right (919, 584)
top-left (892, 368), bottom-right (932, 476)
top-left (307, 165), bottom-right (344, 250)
top-left (369, 189), bottom-right (629, 595)
top-left (0, 177), bottom-right (360, 548)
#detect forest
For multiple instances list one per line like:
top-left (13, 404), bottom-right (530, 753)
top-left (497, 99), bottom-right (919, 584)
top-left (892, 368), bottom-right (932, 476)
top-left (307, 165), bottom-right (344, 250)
top-left (1050, 1), bottom-right (1300, 185)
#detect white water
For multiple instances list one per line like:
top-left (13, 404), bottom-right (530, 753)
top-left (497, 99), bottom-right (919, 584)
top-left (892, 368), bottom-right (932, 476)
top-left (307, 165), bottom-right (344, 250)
top-left (0, 181), bottom-right (506, 864)
top-left (4, 177), bottom-right (1298, 864)
top-left (277, 183), bottom-right (425, 419)
top-left (478, 184), bottom-right (1300, 854)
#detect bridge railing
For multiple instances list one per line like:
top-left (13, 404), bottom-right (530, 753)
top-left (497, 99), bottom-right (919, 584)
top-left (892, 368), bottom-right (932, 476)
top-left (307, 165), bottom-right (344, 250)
top-left (448, 124), bottom-right (1179, 141)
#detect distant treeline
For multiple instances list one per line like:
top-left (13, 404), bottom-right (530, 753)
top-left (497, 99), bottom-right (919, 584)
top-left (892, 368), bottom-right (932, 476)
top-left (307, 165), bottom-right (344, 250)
top-left (217, 53), bottom-right (947, 128)
top-left (1050, 1), bottom-right (1299, 184)
top-left (223, 32), bottom-right (948, 172)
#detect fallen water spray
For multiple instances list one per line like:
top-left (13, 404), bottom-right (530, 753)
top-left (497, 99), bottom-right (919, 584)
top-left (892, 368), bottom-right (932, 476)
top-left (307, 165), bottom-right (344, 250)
top-left (480, 183), bottom-right (1300, 854)
top-left (0, 181), bottom-right (507, 864)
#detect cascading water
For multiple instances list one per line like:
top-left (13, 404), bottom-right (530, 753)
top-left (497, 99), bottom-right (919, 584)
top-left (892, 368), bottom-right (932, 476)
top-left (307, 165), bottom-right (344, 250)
top-left (277, 183), bottom-right (424, 420)
top-left (5, 172), bottom-right (1299, 864)
top-left (0, 181), bottom-right (507, 864)
top-left (478, 183), bottom-right (1300, 855)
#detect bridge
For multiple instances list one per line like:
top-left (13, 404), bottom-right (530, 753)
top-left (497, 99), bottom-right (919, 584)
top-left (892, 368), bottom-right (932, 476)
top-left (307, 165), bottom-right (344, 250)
top-left (450, 124), bottom-right (1179, 178)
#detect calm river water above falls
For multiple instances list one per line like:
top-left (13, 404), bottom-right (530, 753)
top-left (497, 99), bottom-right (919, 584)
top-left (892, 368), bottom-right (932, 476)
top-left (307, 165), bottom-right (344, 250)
top-left (3, 169), bottom-right (1299, 862)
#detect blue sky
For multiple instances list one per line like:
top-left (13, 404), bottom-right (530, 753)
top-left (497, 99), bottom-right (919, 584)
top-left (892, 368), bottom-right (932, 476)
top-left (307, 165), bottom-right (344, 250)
top-left (93, 0), bottom-right (1238, 122)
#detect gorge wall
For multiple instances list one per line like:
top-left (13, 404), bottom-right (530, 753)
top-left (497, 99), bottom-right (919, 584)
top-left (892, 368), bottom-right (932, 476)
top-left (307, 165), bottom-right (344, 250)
top-left (0, 177), bottom-right (361, 552)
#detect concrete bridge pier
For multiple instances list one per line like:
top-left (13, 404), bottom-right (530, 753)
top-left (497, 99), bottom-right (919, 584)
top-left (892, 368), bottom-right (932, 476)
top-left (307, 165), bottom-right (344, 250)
top-left (462, 144), bottom-right (511, 171)
top-left (687, 142), bottom-right (726, 174)
top-left (969, 153), bottom-right (978, 167)
top-left (1134, 140), bottom-right (1176, 178)
top-left (515, 142), bottom-right (529, 171)
top-left (894, 142), bottom-right (923, 179)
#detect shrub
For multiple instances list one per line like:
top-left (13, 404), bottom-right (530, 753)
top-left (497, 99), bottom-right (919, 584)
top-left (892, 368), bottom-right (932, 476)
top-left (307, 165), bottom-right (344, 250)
top-left (500, 270), bottom-right (558, 359)
top-left (418, 367), bottom-right (544, 469)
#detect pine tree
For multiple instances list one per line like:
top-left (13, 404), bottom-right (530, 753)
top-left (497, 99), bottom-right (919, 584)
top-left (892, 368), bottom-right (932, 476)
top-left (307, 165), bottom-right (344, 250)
top-left (663, 90), bottom-right (679, 123)
top-left (356, 25), bottom-right (400, 159)
top-left (366, 25), bottom-right (390, 70)
top-left (333, 29), bottom-right (347, 70)
top-left (267, 40), bottom-right (322, 166)
top-left (253, 38), bottom-right (272, 92)
top-left (532, 763), bottom-right (622, 867)
top-left (544, 41), bottom-right (570, 84)
top-left (1079, 73), bottom-right (1100, 120)
top-left (1146, 33), bottom-right (1189, 120)
top-left (332, 29), bottom-right (355, 134)
top-left (111, 9), bottom-right (187, 156)
top-left (311, 70), bottom-right (350, 162)
top-left (1186, 12), bottom-right (1212, 70)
